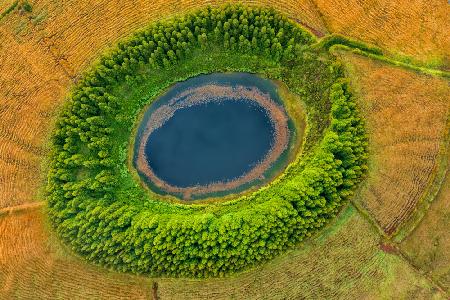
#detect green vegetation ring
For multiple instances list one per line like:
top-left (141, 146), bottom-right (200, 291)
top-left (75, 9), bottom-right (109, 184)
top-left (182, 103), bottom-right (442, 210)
top-left (47, 5), bottom-right (368, 277)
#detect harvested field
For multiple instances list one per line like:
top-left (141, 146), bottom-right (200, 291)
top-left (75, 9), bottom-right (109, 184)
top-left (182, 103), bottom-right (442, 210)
top-left (314, 0), bottom-right (450, 67)
top-left (0, 0), bottom-right (449, 298)
top-left (156, 206), bottom-right (445, 299)
top-left (0, 0), bottom-right (325, 209)
top-left (0, 29), bottom-right (69, 208)
top-left (0, 0), bottom-right (446, 208)
top-left (401, 155), bottom-right (450, 290)
top-left (0, 205), bottom-right (445, 299)
top-left (0, 206), bottom-right (153, 299)
top-left (1, 0), bottom-right (326, 77)
top-left (340, 51), bottom-right (449, 235)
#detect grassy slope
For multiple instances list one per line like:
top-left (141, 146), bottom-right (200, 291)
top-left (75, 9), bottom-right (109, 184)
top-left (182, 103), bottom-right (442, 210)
top-left (0, 0), bottom-right (325, 209)
top-left (313, 0), bottom-right (450, 68)
top-left (1, 205), bottom-right (445, 299)
top-left (401, 155), bottom-right (450, 291)
top-left (0, 0), bottom-right (449, 298)
top-left (340, 51), bottom-right (449, 297)
top-left (339, 51), bottom-right (449, 236)
top-left (157, 205), bottom-right (445, 300)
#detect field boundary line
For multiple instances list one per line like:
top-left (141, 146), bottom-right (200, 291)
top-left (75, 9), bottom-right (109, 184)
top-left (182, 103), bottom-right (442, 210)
top-left (396, 244), bottom-right (450, 296)
top-left (309, 0), bottom-right (331, 35)
top-left (37, 38), bottom-right (78, 82)
top-left (335, 45), bottom-right (449, 238)
top-left (0, 201), bottom-right (45, 216)
top-left (350, 197), bottom-right (387, 238)
top-left (341, 70), bottom-right (387, 239)
top-left (351, 203), bottom-right (449, 296)
top-left (393, 128), bottom-right (450, 242)
top-left (330, 44), bottom-right (450, 78)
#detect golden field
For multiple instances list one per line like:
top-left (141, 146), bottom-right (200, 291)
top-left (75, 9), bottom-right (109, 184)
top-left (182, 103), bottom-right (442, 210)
top-left (1, 205), bottom-right (446, 299)
top-left (401, 159), bottom-right (450, 291)
top-left (0, 0), bottom-right (449, 299)
top-left (0, 0), bottom-right (448, 209)
top-left (340, 52), bottom-right (449, 235)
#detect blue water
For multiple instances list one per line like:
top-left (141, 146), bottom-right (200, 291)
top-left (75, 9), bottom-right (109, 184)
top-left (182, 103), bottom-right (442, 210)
top-left (145, 100), bottom-right (273, 187)
top-left (134, 72), bottom-right (291, 197)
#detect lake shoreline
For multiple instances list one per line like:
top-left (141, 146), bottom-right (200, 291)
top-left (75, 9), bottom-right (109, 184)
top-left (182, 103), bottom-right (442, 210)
top-left (129, 72), bottom-right (306, 201)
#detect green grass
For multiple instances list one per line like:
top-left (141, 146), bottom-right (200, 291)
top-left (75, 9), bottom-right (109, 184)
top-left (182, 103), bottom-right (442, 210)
top-left (153, 205), bottom-right (446, 299)
top-left (330, 44), bottom-right (450, 78)
top-left (46, 5), bottom-right (368, 277)
top-left (313, 34), bottom-right (383, 55)
top-left (0, 0), bottom-right (19, 21)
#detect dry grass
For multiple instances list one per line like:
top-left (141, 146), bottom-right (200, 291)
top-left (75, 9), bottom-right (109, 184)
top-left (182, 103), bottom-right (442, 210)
top-left (9, 0), bottom-right (326, 77)
top-left (0, 0), bottom-right (16, 13)
top-left (340, 51), bottom-right (449, 235)
top-left (0, 0), bottom-right (447, 208)
top-left (401, 154), bottom-right (450, 291)
top-left (0, 26), bottom-right (69, 208)
top-left (0, 206), bottom-right (153, 299)
top-left (0, 0), bottom-right (325, 209)
top-left (314, 0), bottom-right (450, 67)
top-left (0, 205), bottom-right (445, 299)
top-left (0, 1), bottom-right (449, 298)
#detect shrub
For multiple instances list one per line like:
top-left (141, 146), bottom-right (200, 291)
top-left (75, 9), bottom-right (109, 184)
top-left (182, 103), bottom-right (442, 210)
top-left (47, 4), bottom-right (367, 277)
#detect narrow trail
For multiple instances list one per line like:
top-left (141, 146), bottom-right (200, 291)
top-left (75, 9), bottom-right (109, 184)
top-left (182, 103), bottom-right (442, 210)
top-left (329, 44), bottom-right (450, 78)
top-left (0, 201), bottom-right (45, 215)
top-left (291, 18), bottom-right (324, 37)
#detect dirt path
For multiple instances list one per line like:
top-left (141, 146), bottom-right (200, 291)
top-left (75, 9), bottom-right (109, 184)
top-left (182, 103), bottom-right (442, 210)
top-left (0, 201), bottom-right (45, 216)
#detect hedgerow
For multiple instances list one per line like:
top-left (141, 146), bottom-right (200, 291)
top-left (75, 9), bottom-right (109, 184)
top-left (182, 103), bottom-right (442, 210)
top-left (47, 4), bottom-right (368, 277)
top-left (313, 34), bottom-right (383, 55)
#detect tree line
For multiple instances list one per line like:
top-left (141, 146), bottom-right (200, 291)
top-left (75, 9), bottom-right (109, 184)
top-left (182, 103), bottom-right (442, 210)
top-left (47, 4), bottom-right (367, 277)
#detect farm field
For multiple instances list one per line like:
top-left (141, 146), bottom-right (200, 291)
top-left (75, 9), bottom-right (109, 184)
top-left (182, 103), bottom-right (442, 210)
top-left (401, 161), bottom-right (450, 291)
top-left (0, 0), bottom-right (448, 209)
top-left (0, 0), bottom-right (449, 299)
top-left (339, 51), bottom-right (449, 235)
top-left (0, 206), bottom-right (153, 299)
top-left (1, 205), bottom-right (446, 299)
top-left (314, 0), bottom-right (450, 67)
